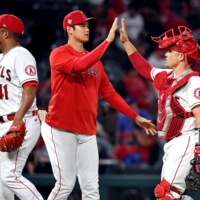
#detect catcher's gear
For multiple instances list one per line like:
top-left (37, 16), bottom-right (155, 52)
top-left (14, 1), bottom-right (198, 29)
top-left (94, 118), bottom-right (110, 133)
top-left (185, 154), bottom-right (200, 192)
top-left (154, 179), bottom-right (173, 200)
top-left (0, 123), bottom-right (26, 152)
top-left (151, 26), bottom-right (200, 62)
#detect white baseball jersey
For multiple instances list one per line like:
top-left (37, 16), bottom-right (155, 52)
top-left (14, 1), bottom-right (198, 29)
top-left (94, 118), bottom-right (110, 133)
top-left (0, 46), bottom-right (43, 200)
top-left (0, 46), bottom-right (38, 115)
top-left (151, 68), bottom-right (200, 136)
top-left (151, 68), bottom-right (200, 195)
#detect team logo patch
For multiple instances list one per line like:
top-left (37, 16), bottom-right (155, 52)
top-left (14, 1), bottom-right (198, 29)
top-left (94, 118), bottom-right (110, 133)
top-left (194, 88), bottom-right (200, 99)
top-left (68, 19), bottom-right (72, 24)
top-left (25, 65), bottom-right (36, 76)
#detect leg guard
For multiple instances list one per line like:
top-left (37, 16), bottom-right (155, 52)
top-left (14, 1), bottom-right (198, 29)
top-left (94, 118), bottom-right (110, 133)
top-left (154, 179), bottom-right (174, 200)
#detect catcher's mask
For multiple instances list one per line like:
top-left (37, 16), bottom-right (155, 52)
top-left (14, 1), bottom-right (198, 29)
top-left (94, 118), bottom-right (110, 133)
top-left (151, 26), bottom-right (200, 62)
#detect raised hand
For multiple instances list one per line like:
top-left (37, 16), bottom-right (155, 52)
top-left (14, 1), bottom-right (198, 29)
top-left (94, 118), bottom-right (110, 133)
top-left (119, 18), bottom-right (130, 44)
top-left (106, 17), bottom-right (118, 43)
top-left (135, 115), bottom-right (157, 135)
top-left (119, 18), bottom-right (137, 55)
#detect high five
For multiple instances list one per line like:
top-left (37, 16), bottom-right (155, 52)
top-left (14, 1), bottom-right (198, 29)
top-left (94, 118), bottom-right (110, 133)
top-left (41, 10), bottom-right (156, 200)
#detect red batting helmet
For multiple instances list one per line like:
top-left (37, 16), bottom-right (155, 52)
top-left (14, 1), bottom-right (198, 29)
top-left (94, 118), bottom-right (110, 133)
top-left (151, 26), bottom-right (200, 62)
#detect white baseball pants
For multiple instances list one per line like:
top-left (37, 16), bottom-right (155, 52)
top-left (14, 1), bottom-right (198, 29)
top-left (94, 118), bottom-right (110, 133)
top-left (161, 134), bottom-right (195, 194)
top-left (41, 121), bottom-right (100, 200)
top-left (0, 116), bottom-right (44, 200)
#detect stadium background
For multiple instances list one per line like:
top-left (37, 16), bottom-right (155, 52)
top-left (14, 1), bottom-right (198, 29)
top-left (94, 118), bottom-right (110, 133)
top-left (1, 0), bottom-right (200, 199)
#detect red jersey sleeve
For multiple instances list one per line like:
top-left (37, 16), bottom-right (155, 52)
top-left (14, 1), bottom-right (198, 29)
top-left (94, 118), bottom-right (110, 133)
top-left (49, 48), bottom-right (76, 75)
top-left (73, 40), bottom-right (110, 72)
top-left (50, 40), bottom-right (110, 75)
top-left (22, 81), bottom-right (37, 88)
top-left (129, 51), bottom-right (153, 81)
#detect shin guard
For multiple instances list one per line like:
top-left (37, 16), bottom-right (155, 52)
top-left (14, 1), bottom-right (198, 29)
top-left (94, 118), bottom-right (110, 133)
top-left (154, 179), bottom-right (179, 200)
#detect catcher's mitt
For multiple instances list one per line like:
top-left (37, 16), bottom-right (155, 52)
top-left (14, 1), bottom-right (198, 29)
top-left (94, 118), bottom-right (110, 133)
top-left (185, 155), bottom-right (200, 192)
top-left (0, 123), bottom-right (26, 152)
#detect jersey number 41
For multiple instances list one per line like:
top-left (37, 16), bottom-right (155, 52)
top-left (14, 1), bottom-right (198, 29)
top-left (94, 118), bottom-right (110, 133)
top-left (0, 84), bottom-right (8, 99)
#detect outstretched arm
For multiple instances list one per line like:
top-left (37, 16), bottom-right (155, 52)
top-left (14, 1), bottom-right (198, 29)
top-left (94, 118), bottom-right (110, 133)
top-left (72, 18), bottom-right (118, 73)
top-left (119, 18), bottom-right (153, 81)
top-left (105, 92), bottom-right (157, 135)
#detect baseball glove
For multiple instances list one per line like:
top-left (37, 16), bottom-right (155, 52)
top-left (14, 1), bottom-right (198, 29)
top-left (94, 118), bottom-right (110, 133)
top-left (0, 123), bottom-right (26, 152)
top-left (185, 155), bottom-right (200, 192)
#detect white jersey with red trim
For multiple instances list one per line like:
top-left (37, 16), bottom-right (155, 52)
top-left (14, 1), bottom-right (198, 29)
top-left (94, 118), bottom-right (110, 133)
top-left (0, 46), bottom-right (38, 115)
top-left (151, 68), bottom-right (200, 136)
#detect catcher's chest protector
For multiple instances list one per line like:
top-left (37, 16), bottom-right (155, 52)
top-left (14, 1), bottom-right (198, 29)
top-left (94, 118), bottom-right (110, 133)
top-left (154, 70), bottom-right (199, 140)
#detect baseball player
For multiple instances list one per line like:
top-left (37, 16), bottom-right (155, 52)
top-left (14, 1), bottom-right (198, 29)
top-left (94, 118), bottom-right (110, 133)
top-left (41, 10), bottom-right (157, 200)
top-left (0, 14), bottom-right (44, 200)
top-left (119, 18), bottom-right (200, 200)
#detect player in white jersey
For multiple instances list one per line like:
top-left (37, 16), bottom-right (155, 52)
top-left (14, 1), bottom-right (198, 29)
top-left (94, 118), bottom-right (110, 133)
top-left (120, 18), bottom-right (200, 200)
top-left (0, 14), bottom-right (44, 200)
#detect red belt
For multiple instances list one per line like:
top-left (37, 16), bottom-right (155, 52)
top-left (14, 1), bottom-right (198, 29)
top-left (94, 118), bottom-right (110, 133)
top-left (172, 111), bottom-right (193, 118)
top-left (0, 110), bottom-right (38, 123)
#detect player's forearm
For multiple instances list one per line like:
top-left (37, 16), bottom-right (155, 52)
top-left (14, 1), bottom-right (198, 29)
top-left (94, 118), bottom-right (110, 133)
top-left (14, 86), bottom-right (36, 121)
top-left (105, 92), bottom-right (138, 120)
top-left (123, 41), bottom-right (137, 56)
top-left (72, 40), bottom-right (110, 73)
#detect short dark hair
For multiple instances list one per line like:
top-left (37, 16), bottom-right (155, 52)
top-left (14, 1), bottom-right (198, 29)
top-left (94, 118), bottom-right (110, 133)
top-left (9, 30), bottom-right (21, 43)
top-left (0, 28), bottom-right (21, 42)
top-left (64, 25), bottom-right (75, 39)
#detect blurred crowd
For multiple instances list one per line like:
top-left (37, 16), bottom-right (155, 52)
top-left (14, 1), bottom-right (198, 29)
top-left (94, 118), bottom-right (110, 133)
top-left (1, 0), bottom-right (200, 175)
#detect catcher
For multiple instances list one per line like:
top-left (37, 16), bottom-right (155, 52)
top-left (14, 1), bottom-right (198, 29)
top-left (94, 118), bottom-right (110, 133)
top-left (120, 18), bottom-right (200, 200)
top-left (0, 14), bottom-right (44, 200)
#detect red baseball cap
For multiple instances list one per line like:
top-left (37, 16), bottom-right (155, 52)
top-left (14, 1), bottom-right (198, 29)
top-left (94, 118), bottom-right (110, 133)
top-left (0, 14), bottom-right (24, 35)
top-left (63, 10), bottom-right (95, 30)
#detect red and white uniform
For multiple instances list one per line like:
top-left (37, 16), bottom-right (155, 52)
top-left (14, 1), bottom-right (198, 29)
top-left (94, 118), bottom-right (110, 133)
top-left (129, 51), bottom-right (200, 198)
top-left (152, 68), bottom-right (200, 138)
top-left (0, 47), bottom-right (38, 115)
top-left (151, 68), bottom-right (200, 193)
top-left (0, 47), bottom-right (43, 200)
top-left (42, 43), bottom-right (116, 200)
top-left (45, 44), bottom-right (115, 133)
